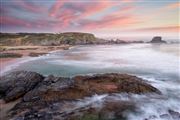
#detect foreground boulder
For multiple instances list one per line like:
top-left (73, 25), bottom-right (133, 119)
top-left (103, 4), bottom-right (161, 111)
top-left (0, 71), bottom-right (44, 102)
top-left (0, 71), bottom-right (161, 120)
top-left (73, 73), bottom-right (161, 95)
top-left (23, 73), bottom-right (161, 103)
top-left (23, 75), bottom-right (74, 102)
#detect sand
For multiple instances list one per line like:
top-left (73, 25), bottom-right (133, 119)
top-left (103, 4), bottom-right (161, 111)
top-left (0, 45), bottom-right (71, 75)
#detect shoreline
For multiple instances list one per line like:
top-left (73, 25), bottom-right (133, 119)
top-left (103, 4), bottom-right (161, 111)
top-left (0, 45), bottom-right (72, 76)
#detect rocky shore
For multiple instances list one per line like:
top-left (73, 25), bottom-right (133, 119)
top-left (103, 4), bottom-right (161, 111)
top-left (0, 71), bottom-right (162, 120)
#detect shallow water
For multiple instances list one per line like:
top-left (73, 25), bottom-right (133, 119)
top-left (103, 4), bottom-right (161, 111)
top-left (5, 43), bottom-right (180, 120)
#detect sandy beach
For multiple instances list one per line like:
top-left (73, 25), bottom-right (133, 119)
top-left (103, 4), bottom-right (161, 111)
top-left (0, 45), bottom-right (71, 75)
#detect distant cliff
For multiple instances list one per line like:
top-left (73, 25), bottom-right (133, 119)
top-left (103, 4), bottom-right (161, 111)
top-left (0, 32), bottom-right (104, 46)
top-left (0, 32), bottom-right (145, 46)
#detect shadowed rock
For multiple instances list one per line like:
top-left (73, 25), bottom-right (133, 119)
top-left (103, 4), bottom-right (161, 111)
top-left (0, 71), bottom-right (44, 102)
top-left (168, 109), bottom-right (180, 120)
top-left (0, 71), bottom-right (161, 120)
top-left (23, 75), bottom-right (74, 102)
top-left (22, 73), bottom-right (161, 103)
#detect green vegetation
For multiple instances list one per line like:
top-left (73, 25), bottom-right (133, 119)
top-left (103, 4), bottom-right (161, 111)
top-left (0, 32), bottom-right (98, 46)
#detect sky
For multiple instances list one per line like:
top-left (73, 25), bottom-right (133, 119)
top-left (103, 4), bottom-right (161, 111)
top-left (0, 0), bottom-right (179, 40)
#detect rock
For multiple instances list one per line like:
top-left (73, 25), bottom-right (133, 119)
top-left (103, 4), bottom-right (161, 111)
top-left (99, 100), bottom-right (135, 120)
top-left (0, 71), bottom-right (161, 120)
top-left (149, 36), bottom-right (166, 43)
top-left (160, 114), bottom-right (171, 119)
top-left (24, 110), bottom-right (53, 120)
top-left (168, 109), bottom-right (180, 120)
top-left (73, 73), bottom-right (161, 95)
top-left (28, 52), bottom-right (48, 57)
top-left (23, 73), bottom-right (160, 103)
top-left (23, 75), bottom-right (74, 102)
top-left (0, 71), bottom-right (44, 102)
top-left (0, 53), bottom-right (23, 58)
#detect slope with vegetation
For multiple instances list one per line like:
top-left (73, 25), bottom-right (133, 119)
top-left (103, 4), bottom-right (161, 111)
top-left (0, 32), bottom-right (103, 46)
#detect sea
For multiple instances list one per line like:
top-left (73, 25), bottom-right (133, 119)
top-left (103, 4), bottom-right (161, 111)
top-left (2, 43), bottom-right (180, 120)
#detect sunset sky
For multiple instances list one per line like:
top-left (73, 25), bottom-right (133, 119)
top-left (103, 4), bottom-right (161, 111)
top-left (0, 0), bottom-right (179, 40)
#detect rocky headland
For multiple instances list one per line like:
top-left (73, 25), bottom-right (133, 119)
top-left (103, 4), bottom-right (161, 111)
top-left (0, 32), bottom-right (144, 46)
top-left (0, 71), bottom-right (162, 120)
top-left (0, 32), bottom-right (103, 46)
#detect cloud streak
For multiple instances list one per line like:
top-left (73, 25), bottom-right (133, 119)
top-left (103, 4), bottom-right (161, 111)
top-left (135, 26), bottom-right (180, 32)
top-left (0, 0), bottom-right (179, 38)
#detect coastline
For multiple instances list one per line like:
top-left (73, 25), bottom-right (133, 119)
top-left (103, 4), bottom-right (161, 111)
top-left (0, 45), bottom-right (71, 76)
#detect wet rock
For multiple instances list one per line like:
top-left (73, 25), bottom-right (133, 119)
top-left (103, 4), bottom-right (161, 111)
top-left (1, 71), bottom-right (161, 120)
top-left (168, 109), bottom-right (180, 120)
top-left (99, 100), bottom-right (135, 120)
top-left (0, 71), bottom-right (44, 102)
top-left (23, 73), bottom-right (160, 103)
top-left (74, 73), bottom-right (161, 95)
top-left (24, 110), bottom-right (52, 120)
top-left (23, 75), bottom-right (74, 102)
top-left (160, 114), bottom-right (171, 119)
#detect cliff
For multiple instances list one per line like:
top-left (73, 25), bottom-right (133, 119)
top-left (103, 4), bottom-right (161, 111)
top-left (0, 32), bottom-right (102, 46)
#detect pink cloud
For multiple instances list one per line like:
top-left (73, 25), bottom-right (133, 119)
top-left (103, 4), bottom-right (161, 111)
top-left (81, 15), bottom-right (139, 30)
top-left (0, 16), bottom-right (31, 27)
top-left (49, 0), bottom-right (67, 17)
top-left (0, 16), bottom-right (53, 30)
top-left (134, 26), bottom-right (180, 32)
top-left (13, 0), bottom-right (46, 13)
top-left (80, 1), bottom-right (115, 17)
top-left (48, 0), bottom-right (136, 31)
top-left (49, 0), bottom-right (116, 18)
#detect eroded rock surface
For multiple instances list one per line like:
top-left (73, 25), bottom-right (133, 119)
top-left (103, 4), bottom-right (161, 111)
top-left (0, 71), bottom-right (161, 120)
top-left (0, 71), bottom-right (44, 102)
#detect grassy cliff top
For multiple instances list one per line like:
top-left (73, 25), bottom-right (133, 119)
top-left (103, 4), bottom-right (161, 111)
top-left (0, 32), bottom-right (98, 46)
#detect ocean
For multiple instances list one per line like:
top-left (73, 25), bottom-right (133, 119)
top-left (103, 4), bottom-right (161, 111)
top-left (3, 43), bottom-right (180, 120)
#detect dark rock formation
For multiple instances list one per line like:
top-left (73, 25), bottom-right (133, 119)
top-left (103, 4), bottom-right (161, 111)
top-left (145, 110), bottom-right (180, 120)
top-left (0, 53), bottom-right (23, 58)
top-left (99, 100), bottom-right (135, 120)
top-left (23, 75), bottom-right (74, 102)
top-left (168, 109), bottom-right (180, 120)
top-left (0, 71), bottom-right (44, 102)
top-left (0, 71), bottom-right (161, 120)
top-left (149, 36), bottom-right (166, 43)
top-left (22, 73), bottom-right (161, 103)
top-left (28, 52), bottom-right (48, 57)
